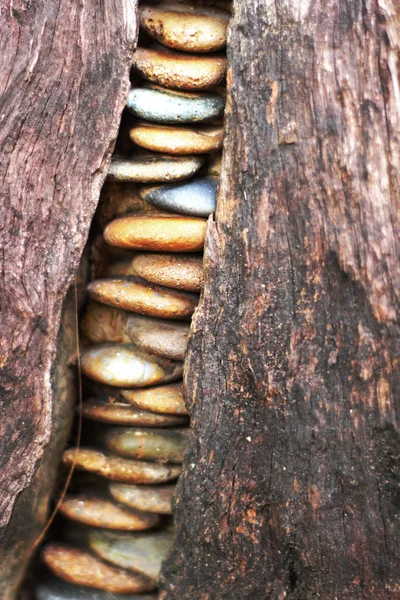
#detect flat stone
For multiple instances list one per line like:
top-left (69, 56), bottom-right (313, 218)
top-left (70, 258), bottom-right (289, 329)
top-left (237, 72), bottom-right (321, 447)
top-left (104, 214), bottom-right (207, 252)
top-left (126, 85), bottom-right (225, 124)
top-left (107, 153), bottom-right (203, 183)
top-left (133, 44), bottom-right (227, 90)
top-left (105, 427), bottom-right (190, 464)
top-left (132, 253), bottom-right (203, 292)
top-left (140, 4), bottom-right (229, 53)
top-left (121, 382), bottom-right (187, 415)
top-left (81, 303), bottom-right (190, 361)
top-left (80, 343), bottom-right (183, 388)
top-left (36, 574), bottom-right (157, 600)
top-left (81, 397), bottom-right (187, 427)
top-left (87, 277), bottom-right (198, 319)
top-left (42, 544), bottom-right (155, 594)
top-left (140, 176), bottom-right (218, 217)
top-left (89, 530), bottom-right (174, 582)
top-left (59, 495), bottom-right (160, 531)
top-left (130, 123), bottom-right (223, 155)
top-left (62, 448), bottom-right (182, 484)
top-left (109, 483), bottom-right (174, 515)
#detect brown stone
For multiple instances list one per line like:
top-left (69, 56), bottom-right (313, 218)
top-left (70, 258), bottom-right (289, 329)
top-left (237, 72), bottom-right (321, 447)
top-left (80, 343), bottom-right (183, 388)
top-left (62, 448), bottom-right (182, 484)
top-left (81, 303), bottom-right (190, 361)
top-left (121, 382), bottom-right (188, 416)
top-left (96, 182), bottom-right (158, 229)
top-left (59, 495), bottom-right (160, 531)
top-left (132, 45), bottom-right (227, 90)
top-left (107, 152), bottom-right (203, 183)
top-left (105, 427), bottom-right (191, 464)
top-left (87, 277), bottom-right (198, 319)
top-left (139, 4), bottom-right (229, 53)
top-left (81, 397), bottom-right (188, 427)
top-left (41, 544), bottom-right (155, 594)
top-left (109, 483), bottom-right (175, 515)
top-left (130, 123), bottom-right (223, 155)
top-left (104, 214), bottom-right (207, 252)
top-left (132, 253), bottom-right (203, 292)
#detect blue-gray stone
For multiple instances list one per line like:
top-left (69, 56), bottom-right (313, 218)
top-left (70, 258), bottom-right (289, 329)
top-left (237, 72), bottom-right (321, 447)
top-left (36, 574), bottom-right (157, 600)
top-left (126, 86), bottom-right (225, 124)
top-left (140, 176), bottom-right (218, 218)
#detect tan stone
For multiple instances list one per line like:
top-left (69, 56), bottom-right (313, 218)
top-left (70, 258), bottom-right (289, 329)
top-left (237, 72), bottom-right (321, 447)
top-left (87, 277), bottom-right (198, 319)
top-left (121, 382), bottom-right (187, 415)
top-left (59, 495), bottom-right (160, 531)
top-left (133, 45), bottom-right (227, 90)
top-left (62, 448), bottom-right (182, 484)
top-left (81, 397), bottom-right (188, 426)
top-left (132, 253), bottom-right (203, 292)
top-left (140, 4), bottom-right (229, 53)
top-left (80, 343), bottom-right (183, 388)
top-left (130, 122), bottom-right (223, 155)
top-left (41, 544), bottom-right (155, 594)
top-left (110, 483), bottom-right (174, 515)
top-left (107, 152), bottom-right (203, 183)
top-left (104, 214), bottom-right (207, 252)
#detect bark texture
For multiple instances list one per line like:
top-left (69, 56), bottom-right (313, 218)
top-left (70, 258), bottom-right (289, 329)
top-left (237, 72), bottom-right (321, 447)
top-left (0, 1), bottom-right (137, 596)
top-left (161, 1), bottom-right (400, 598)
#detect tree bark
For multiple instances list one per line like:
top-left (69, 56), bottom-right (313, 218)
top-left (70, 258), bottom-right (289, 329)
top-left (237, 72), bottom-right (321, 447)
top-left (0, 1), bottom-right (137, 596)
top-left (161, 1), bottom-right (400, 598)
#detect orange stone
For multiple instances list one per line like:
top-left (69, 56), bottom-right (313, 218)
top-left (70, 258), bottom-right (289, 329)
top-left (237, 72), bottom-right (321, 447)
top-left (132, 253), bottom-right (203, 292)
top-left (59, 495), bottom-right (160, 531)
top-left (81, 397), bottom-right (188, 427)
top-left (87, 277), bottom-right (198, 319)
top-left (104, 214), bottom-right (207, 252)
top-left (42, 544), bottom-right (155, 594)
top-left (130, 122), bottom-right (223, 155)
top-left (110, 482), bottom-right (175, 515)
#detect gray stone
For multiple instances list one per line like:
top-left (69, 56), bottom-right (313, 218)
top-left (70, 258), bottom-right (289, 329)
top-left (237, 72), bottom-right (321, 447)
top-left (36, 574), bottom-right (157, 600)
top-left (140, 176), bottom-right (218, 217)
top-left (107, 153), bottom-right (204, 183)
top-left (126, 85), bottom-right (225, 124)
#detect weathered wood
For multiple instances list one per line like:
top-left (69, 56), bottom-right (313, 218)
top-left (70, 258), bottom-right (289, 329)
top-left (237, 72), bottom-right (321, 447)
top-left (0, 1), bottom-right (137, 596)
top-left (161, 1), bottom-right (400, 597)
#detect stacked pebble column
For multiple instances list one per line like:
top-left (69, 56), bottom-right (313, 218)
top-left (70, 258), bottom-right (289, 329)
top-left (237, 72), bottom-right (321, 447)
top-left (37, 2), bottom-right (230, 599)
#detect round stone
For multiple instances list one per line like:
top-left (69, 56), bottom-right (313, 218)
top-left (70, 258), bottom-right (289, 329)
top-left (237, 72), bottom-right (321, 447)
top-left (140, 176), bottom-right (218, 217)
top-left (36, 574), bottom-right (158, 600)
top-left (81, 303), bottom-right (190, 361)
top-left (42, 544), bottom-right (155, 594)
top-left (89, 530), bottom-right (174, 582)
top-left (81, 397), bottom-right (188, 427)
top-left (109, 483), bottom-right (174, 515)
top-left (105, 427), bottom-right (190, 464)
top-left (80, 343), bottom-right (183, 388)
top-left (59, 495), bottom-right (160, 531)
top-left (62, 448), bottom-right (182, 484)
top-left (126, 85), bottom-right (225, 124)
top-left (132, 253), bottom-right (203, 292)
top-left (121, 382), bottom-right (187, 415)
top-left (107, 153), bottom-right (203, 183)
top-left (133, 45), bottom-right (227, 90)
top-left (104, 214), bottom-right (207, 252)
top-left (139, 4), bottom-right (229, 53)
top-left (125, 314), bottom-right (189, 361)
top-left (130, 123), bottom-right (223, 155)
top-left (87, 277), bottom-right (198, 319)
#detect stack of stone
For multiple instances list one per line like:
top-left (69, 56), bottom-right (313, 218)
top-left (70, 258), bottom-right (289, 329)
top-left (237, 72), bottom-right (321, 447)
top-left (38, 2), bottom-right (229, 599)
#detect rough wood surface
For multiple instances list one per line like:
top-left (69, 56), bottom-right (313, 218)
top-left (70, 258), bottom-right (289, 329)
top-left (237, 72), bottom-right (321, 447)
top-left (0, 1), bottom-right (137, 595)
top-left (161, 1), bottom-right (400, 597)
